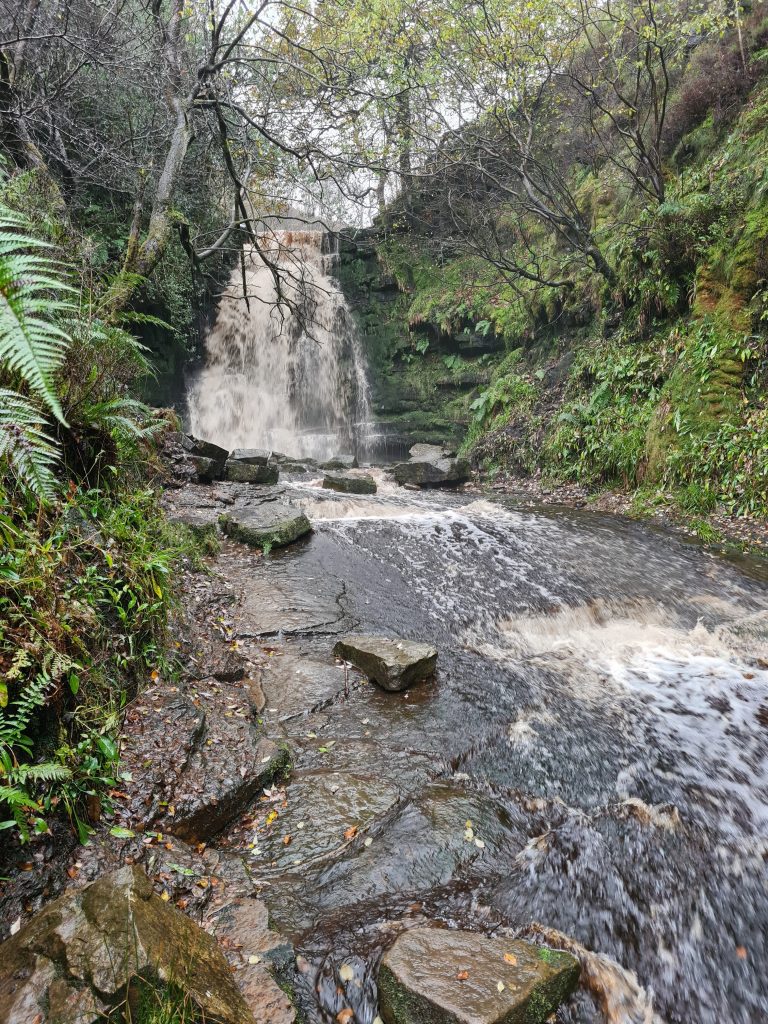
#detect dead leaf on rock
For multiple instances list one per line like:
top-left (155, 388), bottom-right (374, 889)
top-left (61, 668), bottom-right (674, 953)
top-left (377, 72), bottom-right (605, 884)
top-left (503, 952), bottom-right (518, 965)
top-left (336, 1009), bottom-right (354, 1024)
top-left (456, 970), bottom-right (469, 981)
top-left (343, 825), bottom-right (358, 840)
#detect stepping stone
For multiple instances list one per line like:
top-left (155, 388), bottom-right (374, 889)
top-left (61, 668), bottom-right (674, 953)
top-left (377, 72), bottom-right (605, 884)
top-left (225, 460), bottom-right (279, 484)
top-left (378, 927), bottom-right (580, 1024)
top-left (334, 635), bottom-right (437, 692)
top-left (323, 472), bottom-right (377, 495)
top-left (220, 504), bottom-right (311, 549)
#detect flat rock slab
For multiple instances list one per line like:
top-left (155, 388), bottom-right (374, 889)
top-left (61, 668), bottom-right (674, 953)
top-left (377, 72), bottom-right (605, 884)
top-left (260, 653), bottom-right (348, 716)
top-left (409, 443), bottom-right (456, 459)
top-left (334, 635), bottom-right (437, 691)
top-left (0, 865), bottom-right (257, 1024)
top-left (221, 504), bottom-right (311, 549)
top-left (323, 472), bottom-right (377, 495)
top-left (393, 456), bottom-right (470, 488)
top-left (226, 460), bottom-right (280, 484)
top-left (378, 928), bottom-right (580, 1024)
top-left (238, 572), bottom-right (344, 636)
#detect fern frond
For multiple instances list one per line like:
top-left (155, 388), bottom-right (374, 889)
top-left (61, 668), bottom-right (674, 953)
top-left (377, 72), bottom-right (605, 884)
top-left (0, 205), bottom-right (74, 423)
top-left (8, 762), bottom-right (72, 785)
top-left (0, 388), bottom-right (60, 500)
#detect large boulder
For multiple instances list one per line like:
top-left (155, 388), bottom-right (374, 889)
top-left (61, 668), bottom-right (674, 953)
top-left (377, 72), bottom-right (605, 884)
top-left (323, 472), bottom-right (377, 495)
top-left (225, 459), bottom-right (279, 484)
top-left (0, 865), bottom-right (258, 1024)
top-left (393, 454), bottom-right (470, 488)
top-left (334, 634), bottom-right (437, 692)
top-left (378, 928), bottom-right (580, 1024)
top-left (321, 454), bottom-right (359, 470)
top-left (220, 504), bottom-right (311, 549)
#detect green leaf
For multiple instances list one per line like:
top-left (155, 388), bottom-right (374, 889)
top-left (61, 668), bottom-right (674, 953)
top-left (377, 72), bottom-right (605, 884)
top-left (109, 825), bottom-right (135, 839)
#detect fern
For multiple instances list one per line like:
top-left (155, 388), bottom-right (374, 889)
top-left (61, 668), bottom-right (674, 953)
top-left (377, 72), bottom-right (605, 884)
top-left (0, 202), bottom-right (74, 500)
top-left (0, 207), bottom-right (74, 421)
top-left (0, 671), bottom-right (54, 755)
top-left (0, 387), bottom-right (59, 500)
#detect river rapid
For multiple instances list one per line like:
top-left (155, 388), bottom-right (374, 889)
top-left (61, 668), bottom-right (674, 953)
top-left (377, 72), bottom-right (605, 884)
top-left (211, 475), bottom-right (768, 1024)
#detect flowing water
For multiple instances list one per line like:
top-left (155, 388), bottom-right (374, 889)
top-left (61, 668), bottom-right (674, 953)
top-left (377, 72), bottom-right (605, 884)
top-left (187, 232), bottom-right (371, 460)
top-left (214, 480), bottom-right (768, 1024)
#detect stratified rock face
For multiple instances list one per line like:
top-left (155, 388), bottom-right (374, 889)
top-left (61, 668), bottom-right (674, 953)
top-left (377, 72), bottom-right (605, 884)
top-left (221, 504), bottom-right (312, 549)
top-left (231, 448), bottom-right (272, 465)
top-left (0, 865), bottom-right (257, 1024)
top-left (225, 459), bottom-right (280, 484)
top-left (334, 635), bottom-right (437, 692)
top-left (323, 472), bottom-right (377, 495)
top-left (378, 928), bottom-right (580, 1024)
top-left (393, 455), bottom-right (470, 488)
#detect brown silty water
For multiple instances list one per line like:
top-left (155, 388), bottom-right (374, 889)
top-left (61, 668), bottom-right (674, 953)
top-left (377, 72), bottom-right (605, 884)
top-left (187, 231), bottom-right (371, 461)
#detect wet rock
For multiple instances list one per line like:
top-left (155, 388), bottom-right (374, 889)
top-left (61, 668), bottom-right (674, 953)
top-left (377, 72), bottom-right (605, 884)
top-left (225, 460), bottom-right (280, 484)
top-left (190, 454), bottom-right (219, 482)
top-left (206, 897), bottom-right (296, 1024)
top-left (323, 471), bottom-right (377, 495)
top-left (321, 454), bottom-right (359, 470)
top-left (260, 653), bottom-right (348, 715)
top-left (120, 688), bottom-right (207, 825)
top-left (163, 726), bottom-right (290, 843)
top-left (231, 448), bottom-right (272, 465)
top-left (0, 865), bottom-right (257, 1024)
top-left (220, 504), bottom-right (311, 549)
top-left (163, 503), bottom-right (222, 537)
top-left (334, 634), bottom-right (437, 691)
top-left (237, 569), bottom-right (344, 635)
top-left (186, 434), bottom-right (229, 476)
top-left (378, 928), bottom-right (579, 1024)
top-left (393, 454), bottom-right (470, 488)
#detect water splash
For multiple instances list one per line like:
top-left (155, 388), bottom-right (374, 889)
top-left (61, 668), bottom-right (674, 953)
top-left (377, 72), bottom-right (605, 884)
top-left (187, 231), bottom-right (371, 460)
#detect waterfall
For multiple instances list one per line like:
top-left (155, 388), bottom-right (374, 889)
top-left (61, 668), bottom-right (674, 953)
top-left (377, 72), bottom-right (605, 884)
top-left (187, 231), bottom-right (371, 461)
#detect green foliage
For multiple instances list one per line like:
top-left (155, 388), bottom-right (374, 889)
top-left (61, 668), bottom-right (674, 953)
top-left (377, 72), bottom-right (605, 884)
top-left (0, 481), bottom-right (202, 842)
top-left (0, 202), bottom-right (75, 499)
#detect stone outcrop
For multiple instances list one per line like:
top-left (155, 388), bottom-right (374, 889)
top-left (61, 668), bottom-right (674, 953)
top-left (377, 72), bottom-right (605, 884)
top-left (334, 634), bottom-right (437, 691)
top-left (0, 865), bottom-right (258, 1024)
top-left (393, 448), bottom-right (470, 488)
top-left (225, 459), bottom-right (280, 484)
top-left (377, 928), bottom-right (580, 1024)
top-left (323, 471), bottom-right (377, 494)
top-left (221, 504), bottom-right (312, 549)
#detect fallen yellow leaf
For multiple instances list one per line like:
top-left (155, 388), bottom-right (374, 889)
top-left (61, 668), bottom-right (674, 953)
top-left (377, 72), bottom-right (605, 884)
top-left (503, 953), bottom-right (518, 965)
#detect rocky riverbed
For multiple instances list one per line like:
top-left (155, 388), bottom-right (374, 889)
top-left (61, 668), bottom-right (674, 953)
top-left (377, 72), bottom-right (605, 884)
top-left (2, 451), bottom-right (767, 1024)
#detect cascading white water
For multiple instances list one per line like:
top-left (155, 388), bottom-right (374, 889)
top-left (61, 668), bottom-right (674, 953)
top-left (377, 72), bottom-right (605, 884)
top-left (187, 231), bottom-right (371, 461)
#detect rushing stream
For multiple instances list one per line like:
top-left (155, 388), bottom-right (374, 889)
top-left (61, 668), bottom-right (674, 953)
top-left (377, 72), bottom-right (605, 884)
top-left (211, 477), bottom-right (768, 1024)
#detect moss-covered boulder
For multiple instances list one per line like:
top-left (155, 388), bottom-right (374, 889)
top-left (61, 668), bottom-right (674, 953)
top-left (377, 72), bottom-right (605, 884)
top-left (0, 865), bottom-right (258, 1024)
top-left (393, 455), bottom-right (470, 488)
top-left (220, 504), bottom-right (311, 549)
top-left (378, 928), bottom-right (579, 1024)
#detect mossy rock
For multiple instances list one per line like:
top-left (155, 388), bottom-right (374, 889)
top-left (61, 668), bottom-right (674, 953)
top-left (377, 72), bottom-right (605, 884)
top-left (220, 505), bottom-right (311, 549)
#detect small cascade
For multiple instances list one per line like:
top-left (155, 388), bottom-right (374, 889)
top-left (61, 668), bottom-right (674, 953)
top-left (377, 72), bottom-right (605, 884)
top-left (187, 231), bottom-right (371, 461)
